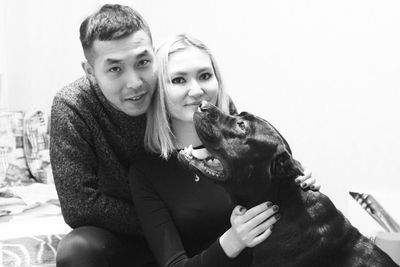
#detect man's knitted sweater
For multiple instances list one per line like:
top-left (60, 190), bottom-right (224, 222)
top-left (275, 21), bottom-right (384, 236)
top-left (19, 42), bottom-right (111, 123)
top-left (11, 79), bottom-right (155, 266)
top-left (50, 76), bottom-right (146, 235)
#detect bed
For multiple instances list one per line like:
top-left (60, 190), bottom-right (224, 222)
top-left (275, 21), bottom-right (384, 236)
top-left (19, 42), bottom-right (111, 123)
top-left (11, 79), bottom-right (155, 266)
top-left (0, 183), bottom-right (71, 267)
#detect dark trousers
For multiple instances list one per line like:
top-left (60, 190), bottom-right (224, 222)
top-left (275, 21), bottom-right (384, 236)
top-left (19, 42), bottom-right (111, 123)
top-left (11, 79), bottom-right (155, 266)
top-left (56, 226), bottom-right (157, 267)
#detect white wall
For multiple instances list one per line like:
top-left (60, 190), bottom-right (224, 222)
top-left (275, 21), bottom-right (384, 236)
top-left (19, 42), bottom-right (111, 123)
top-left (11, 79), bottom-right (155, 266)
top-left (0, 0), bottom-right (7, 109)
top-left (1, 0), bottom-right (400, 218)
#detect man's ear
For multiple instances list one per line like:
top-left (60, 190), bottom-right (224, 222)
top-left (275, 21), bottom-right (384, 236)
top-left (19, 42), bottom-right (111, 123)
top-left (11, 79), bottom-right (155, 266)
top-left (81, 61), bottom-right (94, 77)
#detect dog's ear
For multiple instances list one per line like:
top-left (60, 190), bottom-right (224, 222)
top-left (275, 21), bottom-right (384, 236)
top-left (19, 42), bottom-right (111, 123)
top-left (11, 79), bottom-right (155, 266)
top-left (288, 158), bottom-right (304, 177)
top-left (273, 152), bottom-right (304, 178)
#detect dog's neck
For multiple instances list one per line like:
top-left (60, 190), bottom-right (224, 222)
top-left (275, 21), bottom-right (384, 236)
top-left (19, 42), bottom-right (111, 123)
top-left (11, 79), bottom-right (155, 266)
top-left (225, 157), bottom-right (306, 209)
top-left (228, 166), bottom-right (280, 208)
top-left (275, 176), bottom-right (306, 208)
top-left (229, 172), bottom-right (304, 210)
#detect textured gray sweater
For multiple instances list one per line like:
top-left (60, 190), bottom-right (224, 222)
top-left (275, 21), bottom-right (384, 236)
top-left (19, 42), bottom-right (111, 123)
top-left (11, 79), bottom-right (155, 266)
top-left (50, 76), bottom-right (146, 236)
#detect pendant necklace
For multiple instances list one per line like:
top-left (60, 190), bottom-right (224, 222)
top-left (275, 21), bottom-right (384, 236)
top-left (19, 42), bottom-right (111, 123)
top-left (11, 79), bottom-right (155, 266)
top-left (190, 145), bottom-right (204, 182)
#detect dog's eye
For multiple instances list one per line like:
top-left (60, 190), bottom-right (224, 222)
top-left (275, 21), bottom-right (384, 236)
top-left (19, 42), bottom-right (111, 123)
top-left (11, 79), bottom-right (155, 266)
top-left (237, 121), bottom-right (247, 132)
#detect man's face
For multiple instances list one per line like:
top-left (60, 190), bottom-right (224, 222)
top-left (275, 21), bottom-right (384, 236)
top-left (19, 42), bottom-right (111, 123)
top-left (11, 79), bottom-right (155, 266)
top-left (85, 30), bottom-right (157, 116)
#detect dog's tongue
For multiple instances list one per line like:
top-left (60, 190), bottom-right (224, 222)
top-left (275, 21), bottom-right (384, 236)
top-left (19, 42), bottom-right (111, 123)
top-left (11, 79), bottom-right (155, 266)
top-left (190, 146), bottom-right (210, 160)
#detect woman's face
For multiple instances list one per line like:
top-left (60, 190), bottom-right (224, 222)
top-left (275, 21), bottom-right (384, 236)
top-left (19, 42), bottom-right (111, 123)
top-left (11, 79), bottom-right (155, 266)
top-left (165, 46), bottom-right (219, 123)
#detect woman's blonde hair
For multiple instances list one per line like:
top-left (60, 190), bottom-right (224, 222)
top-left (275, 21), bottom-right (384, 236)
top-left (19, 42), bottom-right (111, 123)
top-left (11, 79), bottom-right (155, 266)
top-left (144, 33), bottom-right (231, 159)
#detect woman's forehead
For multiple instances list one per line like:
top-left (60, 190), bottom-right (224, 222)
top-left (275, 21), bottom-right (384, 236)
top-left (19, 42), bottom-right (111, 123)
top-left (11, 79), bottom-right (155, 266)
top-left (168, 47), bottom-right (212, 73)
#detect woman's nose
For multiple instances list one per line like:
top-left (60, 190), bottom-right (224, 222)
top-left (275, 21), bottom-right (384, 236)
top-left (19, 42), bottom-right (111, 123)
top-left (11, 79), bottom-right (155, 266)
top-left (187, 80), bottom-right (204, 97)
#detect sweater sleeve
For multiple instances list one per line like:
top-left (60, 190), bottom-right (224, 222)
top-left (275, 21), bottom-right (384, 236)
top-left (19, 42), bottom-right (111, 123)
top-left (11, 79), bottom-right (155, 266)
top-left (50, 95), bottom-right (142, 235)
top-left (129, 165), bottom-right (251, 267)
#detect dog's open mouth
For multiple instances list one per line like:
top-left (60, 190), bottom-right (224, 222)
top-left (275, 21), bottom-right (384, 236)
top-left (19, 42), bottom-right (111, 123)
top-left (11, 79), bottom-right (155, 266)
top-left (178, 145), bottom-right (225, 180)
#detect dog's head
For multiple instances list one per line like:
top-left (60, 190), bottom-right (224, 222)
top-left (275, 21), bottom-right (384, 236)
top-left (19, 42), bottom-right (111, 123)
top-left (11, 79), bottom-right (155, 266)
top-left (178, 101), bottom-right (304, 207)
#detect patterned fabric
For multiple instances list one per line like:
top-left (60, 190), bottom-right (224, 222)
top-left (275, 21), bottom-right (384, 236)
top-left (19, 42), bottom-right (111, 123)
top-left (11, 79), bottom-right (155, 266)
top-left (0, 234), bottom-right (64, 267)
top-left (0, 111), bottom-right (31, 187)
top-left (0, 110), bottom-right (52, 187)
top-left (23, 110), bottom-right (52, 184)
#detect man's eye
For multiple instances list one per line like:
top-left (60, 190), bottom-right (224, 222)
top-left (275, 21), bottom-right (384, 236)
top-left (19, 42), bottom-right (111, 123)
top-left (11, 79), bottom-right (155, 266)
top-left (200, 73), bottom-right (212, 80)
top-left (171, 77), bottom-right (186, 84)
top-left (137, 59), bottom-right (150, 67)
top-left (109, 67), bottom-right (121, 73)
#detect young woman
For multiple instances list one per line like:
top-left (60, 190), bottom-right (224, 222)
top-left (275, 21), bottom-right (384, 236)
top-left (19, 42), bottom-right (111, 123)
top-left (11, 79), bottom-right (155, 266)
top-left (129, 34), bottom-right (319, 267)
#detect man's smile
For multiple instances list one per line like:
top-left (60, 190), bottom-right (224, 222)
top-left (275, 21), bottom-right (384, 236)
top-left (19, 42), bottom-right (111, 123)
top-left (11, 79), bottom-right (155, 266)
top-left (125, 91), bottom-right (148, 102)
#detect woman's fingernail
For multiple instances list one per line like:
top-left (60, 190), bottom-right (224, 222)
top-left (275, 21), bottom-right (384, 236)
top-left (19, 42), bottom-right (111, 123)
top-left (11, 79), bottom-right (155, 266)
top-left (301, 183), bottom-right (307, 188)
top-left (273, 205), bottom-right (279, 212)
top-left (295, 178), bottom-right (301, 184)
top-left (275, 214), bottom-right (281, 220)
top-left (266, 201), bottom-right (273, 208)
top-left (270, 225), bottom-right (274, 231)
top-left (310, 185), bottom-right (316, 190)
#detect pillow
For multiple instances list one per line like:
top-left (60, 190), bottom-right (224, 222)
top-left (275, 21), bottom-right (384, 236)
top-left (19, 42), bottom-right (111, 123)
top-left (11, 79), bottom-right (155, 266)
top-left (23, 110), bottom-right (52, 184)
top-left (0, 109), bottom-right (53, 187)
top-left (0, 111), bottom-right (32, 188)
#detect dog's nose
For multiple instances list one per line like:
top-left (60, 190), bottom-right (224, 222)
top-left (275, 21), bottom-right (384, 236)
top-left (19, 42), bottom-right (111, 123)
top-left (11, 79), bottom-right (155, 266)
top-left (198, 100), bottom-right (209, 112)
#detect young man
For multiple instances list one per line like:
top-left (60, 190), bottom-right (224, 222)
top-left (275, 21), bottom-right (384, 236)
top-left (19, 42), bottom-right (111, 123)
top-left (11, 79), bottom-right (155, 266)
top-left (50, 4), bottom-right (158, 267)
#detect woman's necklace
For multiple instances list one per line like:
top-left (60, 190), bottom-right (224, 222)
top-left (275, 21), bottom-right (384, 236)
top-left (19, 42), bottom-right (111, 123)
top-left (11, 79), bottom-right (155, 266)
top-left (192, 145), bottom-right (204, 182)
top-left (177, 144), bottom-right (205, 182)
top-left (192, 144), bottom-right (205, 149)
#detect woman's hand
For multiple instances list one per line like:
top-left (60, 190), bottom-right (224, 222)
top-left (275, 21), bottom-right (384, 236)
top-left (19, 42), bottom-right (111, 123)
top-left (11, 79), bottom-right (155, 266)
top-left (295, 168), bottom-right (321, 191)
top-left (219, 202), bottom-right (279, 258)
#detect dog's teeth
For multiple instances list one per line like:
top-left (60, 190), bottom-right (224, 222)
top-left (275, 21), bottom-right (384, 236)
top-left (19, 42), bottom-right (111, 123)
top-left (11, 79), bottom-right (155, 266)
top-left (206, 158), bottom-right (221, 167)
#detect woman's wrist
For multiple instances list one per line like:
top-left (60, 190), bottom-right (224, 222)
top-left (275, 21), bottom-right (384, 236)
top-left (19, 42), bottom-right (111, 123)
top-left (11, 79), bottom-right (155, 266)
top-left (219, 227), bottom-right (245, 258)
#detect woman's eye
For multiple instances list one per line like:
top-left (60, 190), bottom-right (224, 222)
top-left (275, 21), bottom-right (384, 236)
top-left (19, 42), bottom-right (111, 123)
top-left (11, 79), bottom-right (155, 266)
top-left (137, 59), bottom-right (150, 67)
top-left (171, 77), bottom-right (186, 84)
top-left (200, 72), bottom-right (212, 80)
top-left (109, 67), bottom-right (121, 73)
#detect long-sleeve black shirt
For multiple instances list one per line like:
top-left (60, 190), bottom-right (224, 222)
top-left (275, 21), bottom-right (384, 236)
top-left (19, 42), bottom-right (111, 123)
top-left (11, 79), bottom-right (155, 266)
top-left (129, 154), bottom-right (252, 267)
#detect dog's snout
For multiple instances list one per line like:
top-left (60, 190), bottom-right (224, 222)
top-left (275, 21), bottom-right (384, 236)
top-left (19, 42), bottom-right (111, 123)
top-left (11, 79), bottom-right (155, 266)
top-left (198, 100), bottom-right (210, 112)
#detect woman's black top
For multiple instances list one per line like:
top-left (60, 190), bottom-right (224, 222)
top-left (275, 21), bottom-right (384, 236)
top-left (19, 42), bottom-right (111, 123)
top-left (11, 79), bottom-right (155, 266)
top-left (129, 153), bottom-right (251, 267)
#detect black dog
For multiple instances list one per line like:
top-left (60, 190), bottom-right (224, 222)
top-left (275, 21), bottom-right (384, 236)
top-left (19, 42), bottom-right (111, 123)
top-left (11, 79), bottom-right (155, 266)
top-left (178, 101), bottom-right (398, 267)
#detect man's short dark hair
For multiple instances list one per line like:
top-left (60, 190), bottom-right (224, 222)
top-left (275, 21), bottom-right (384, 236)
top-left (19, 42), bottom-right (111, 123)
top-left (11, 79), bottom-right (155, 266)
top-left (79, 4), bottom-right (152, 57)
